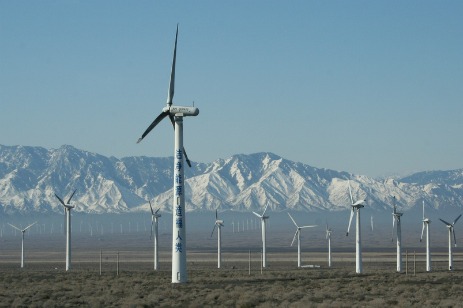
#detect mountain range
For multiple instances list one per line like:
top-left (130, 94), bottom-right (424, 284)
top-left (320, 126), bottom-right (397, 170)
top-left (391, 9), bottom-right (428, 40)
top-left (0, 144), bottom-right (462, 215)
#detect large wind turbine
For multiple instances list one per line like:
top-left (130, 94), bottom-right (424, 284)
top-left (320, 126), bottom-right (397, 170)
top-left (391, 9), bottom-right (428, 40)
top-left (211, 210), bottom-right (224, 269)
top-left (253, 203), bottom-right (270, 268)
top-left (136, 25), bottom-right (199, 283)
top-left (326, 222), bottom-right (333, 267)
top-left (149, 201), bottom-right (161, 271)
top-left (288, 213), bottom-right (316, 268)
top-left (345, 180), bottom-right (366, 274)
top-left (439, 214), bottom-right (461, 271)
top-left (55, 189), bottom-right (76, 271)
top-left (420, 200), bottom-right (432, 272)
top-left (8, 222), bottom-right (37, 268)
top-left (391, 196), bottom-right (403, 272)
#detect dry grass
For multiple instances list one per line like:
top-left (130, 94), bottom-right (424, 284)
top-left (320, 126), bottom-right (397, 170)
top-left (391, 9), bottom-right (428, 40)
top-left (1, 256), bottom-right (463, 307)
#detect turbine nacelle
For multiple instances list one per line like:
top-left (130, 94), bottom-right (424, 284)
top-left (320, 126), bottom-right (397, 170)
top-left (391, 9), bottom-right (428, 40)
top-left (167, 105), bottom-right (199, 117)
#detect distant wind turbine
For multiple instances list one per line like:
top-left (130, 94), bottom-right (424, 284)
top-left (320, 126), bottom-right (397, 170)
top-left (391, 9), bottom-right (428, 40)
top-left (54, 189), bottom-right (77, 271)
top-left (439, 214), bottom-right (461, 271)
top-left (420, 200), bottom-right (432, 272)
top-left (8, 222), bottom-right (37, 268)
top-left (211, 210), bottom-right (224, 269)
top-left (391, 196), bottom-right (403, 272)
top-left (288, 213), bottom-right (316, 268)
top-left (149, 201), bottom-right (161, 271)
top-left (326, 221), bottom-right (333, 267)
top-left (136, 25), bottom-right (199, 283)
top-left (345, 180), bottom-right (366, 274)
top-left (253, 203), bottom-right (270, 268)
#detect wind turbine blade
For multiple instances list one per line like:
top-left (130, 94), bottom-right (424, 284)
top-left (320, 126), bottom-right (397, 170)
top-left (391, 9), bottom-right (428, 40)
top-left (453, 229), bottom-right (457, 247)
top-left (67, 189), bottom-right (77, 204)
top-left (183, 147), bottom-right (192, 168)
top-left (150, 220), bottom-right (153, 240)
top-left (300, 225), bottom-right (317, 228)
top-left (149, 201), bottom-right (155, 215)
top-left (166, 24), bottom-right (178, 107)
top-left (7, 223), bottom-right (21, 232)
top-left (252, 211), bottom-right (262, 218)
top-left (420, 222), bottom-right (425, 242)
top-left (155, 208), bottom-right (160, 215)
top-left (439, 218), bottom-right (451, 226)
top-left (137, 111), bottom-right (169, 143)
top-left (291, 230), bottom-right (298, 247)
top-left (262, 203), bottom-right (270, 216)
top-left (348, 180), bottom-right (354, 205)
top-left (168, 114), bottom-right (192, 168)
top-left (215, 209), bottom-right (218, 220)
top-left (24, 221), bottom-right (37, 231)
top-left (392, 216), bottom-right (395, 242)
top-left (54, 194), bottom-right (66, 206)
top-left (210, 224), bottom-right (216, 238)
top-left (423, 200), bottom-right (424, 220)
top-left (346, 208), bottom-right (354, 236)
top-left (287, 213), bottom-right (298, 228)
top-left (392, 196), bottom-right (396, 214)
top-left (453, 214), bottom-right (462, 225)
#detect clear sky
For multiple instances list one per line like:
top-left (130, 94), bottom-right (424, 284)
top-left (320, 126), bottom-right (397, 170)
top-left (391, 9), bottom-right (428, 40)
top-left (1, 1), bottom-right (462, 178)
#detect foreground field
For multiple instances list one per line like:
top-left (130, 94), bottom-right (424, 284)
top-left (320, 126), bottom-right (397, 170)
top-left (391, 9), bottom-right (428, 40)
top-left (1, 254), bottom-right (463, 307)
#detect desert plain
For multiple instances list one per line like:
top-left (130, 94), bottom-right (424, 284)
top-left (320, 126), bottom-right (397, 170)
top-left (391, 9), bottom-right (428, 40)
top-left (1, 224), bottom-right (463, 307)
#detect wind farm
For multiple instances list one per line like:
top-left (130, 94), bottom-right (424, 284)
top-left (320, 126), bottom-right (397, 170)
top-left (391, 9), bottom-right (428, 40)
top-left (2, 0), bottom-right (463, 306)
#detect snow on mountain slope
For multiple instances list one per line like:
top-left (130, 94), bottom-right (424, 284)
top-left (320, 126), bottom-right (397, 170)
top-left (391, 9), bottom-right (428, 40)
top-left (0, 145), bottom-right (462, 214)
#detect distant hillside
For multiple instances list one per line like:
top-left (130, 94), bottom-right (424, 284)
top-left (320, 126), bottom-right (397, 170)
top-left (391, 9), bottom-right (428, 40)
top-left (0, 144), bottom-right (462, 214)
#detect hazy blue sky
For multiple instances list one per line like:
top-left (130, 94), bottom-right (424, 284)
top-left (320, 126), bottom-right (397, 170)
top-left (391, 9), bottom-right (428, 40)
top-left (1, 1), bottom-right (462, 178)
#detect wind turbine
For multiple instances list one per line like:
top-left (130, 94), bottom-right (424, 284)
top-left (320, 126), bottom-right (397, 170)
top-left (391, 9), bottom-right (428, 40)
top-left (253, 203), bottom-right (270, 268)
top-left (8, 222), bottom-right (37, 268)
top-left (149, 201), bottom-right (161, 271)
top-left (288, 213), bottom-right (316, 268)
top-left (391, 196), bottom-right (403, 272)
top-left (420, 200), bottom-right (432, 272)
top-left (136, 25), bottom-right (199, 284)
top-left (55, 189), bottom-right (76, 271)
top-left (326, 222), bottom-right (333, 267)
top-left (211, 210), bottom-right (224, 269)
top-left (345, 180), bottom-right (366, 274)
top-left (439, 214), bottom-right (461, 271)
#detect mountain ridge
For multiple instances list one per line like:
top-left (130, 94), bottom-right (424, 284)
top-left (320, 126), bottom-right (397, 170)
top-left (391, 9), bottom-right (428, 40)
top-left (0, 144), bottom-right (462, 214)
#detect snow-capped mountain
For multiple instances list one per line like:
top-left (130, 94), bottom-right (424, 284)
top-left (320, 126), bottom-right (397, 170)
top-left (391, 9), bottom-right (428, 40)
top-left (0, 144), bottom-right (462, 214)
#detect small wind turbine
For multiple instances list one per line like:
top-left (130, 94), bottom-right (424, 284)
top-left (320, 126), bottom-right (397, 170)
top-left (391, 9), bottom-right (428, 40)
top-left (326, 222), bottom-right (333, 267)
top-left (136, 25), bottom-right (199, 284)
top-left (420, 200), bottom-right (432, 272)
top-left (391, 196), bottom-right (403, 272)
top-left (253, 203), bottom-right (270, 268)
top-left (288, 213), bottom-right (316, 268)
top-left (55, 189), bottom-right (76, 271)
top-left (345, 180), bottom-right (366, 274)
top-left (8, 222), bottom-right (37, 268)
top-left (439, 214), bottom-right (461, 271)
top-left (211, 210), bottom-right (224, 269)
top-left (149, 201), bottom-right (161, 271)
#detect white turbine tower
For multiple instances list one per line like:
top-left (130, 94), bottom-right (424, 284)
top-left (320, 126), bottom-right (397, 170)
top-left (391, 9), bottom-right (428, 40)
top-left (8, 222), bottom-right (37, 268)
top-left (345, 180), bottom-right (366, 274)
top-left (136, 25), bottom-right (199, 283)
top-left (55, 189), bottom-right (76, 271)
top-left (288, 213), bottom-right (316, 268)
top-left (253, 203), bottom-right (270, 268)
top-left (326, 222), bottom-right (333, 268)
top-left (391, 196), bottom-right (403, 273)
top-left (439, 214), bottom-right (461, 271)
top-left (420, 200), bottom-right (432, 272)
top-left (149, 201), bottom-right (161, 271)
top-left (211, 210), bottom-right (224, 269)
